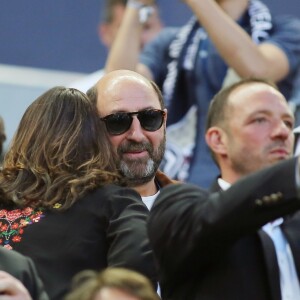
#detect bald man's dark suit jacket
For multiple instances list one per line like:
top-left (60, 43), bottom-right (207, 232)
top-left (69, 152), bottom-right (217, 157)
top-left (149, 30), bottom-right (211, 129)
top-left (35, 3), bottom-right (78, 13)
top-left (0, 247), bottom-right (48, 299)
top-left (148, 157), bottom-right (300, 300)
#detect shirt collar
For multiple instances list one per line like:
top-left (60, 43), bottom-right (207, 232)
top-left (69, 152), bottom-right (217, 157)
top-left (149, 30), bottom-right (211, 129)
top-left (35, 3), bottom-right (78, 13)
top-left (217, 177), bottom-right (231, 190)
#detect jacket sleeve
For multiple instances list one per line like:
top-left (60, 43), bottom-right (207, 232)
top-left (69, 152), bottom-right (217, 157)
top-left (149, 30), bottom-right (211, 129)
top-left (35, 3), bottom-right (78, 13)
top-left (22, 256), bottom-right (49, 300)
top-left (0, 249), bottom-right (49, 300)
top-left (148, 157), bottom-right (300, 284)
top-left (104, 185), bottom-right (157, 286)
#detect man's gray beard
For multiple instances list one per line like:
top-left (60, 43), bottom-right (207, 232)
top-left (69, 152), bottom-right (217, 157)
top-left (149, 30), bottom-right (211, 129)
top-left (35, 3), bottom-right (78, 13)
top-left (119, 158), bottom-right (156, 187)
top-left (118, 136), bottom-right (166, 187)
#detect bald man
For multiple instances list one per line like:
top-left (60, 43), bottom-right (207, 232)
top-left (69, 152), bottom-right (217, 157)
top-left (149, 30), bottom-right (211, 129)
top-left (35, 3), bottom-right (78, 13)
top-left (88, 70), bottom-right (176, 210)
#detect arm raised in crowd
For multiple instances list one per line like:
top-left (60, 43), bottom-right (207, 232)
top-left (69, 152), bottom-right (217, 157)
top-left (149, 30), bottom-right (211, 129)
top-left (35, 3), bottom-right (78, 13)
top-left (105, 0), bottom-right (156, 79)
top-left (148, 157), bottom-right (299, 285)
top-left (106, 0), bottom-right (300, 82)
top-left (183, 0), bottom-right (290, 81)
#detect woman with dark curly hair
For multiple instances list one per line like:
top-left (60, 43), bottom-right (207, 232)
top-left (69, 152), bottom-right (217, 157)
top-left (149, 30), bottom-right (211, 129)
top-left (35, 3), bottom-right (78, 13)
top-left (0, 87), bottom-right (156, 300)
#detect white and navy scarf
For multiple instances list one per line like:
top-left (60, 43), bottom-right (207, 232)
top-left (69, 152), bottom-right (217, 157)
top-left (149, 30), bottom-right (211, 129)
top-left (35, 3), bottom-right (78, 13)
top-left (162, 0), bottom-right (273, 122)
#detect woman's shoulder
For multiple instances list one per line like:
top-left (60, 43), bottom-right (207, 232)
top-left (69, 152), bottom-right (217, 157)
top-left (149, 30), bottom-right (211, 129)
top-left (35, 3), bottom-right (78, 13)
top-left (90, 184), bottom-right (141, 199)
top-left (0, 246), bottom-right (29, 263)
top-left (77, 184), bottom-right (143, 210)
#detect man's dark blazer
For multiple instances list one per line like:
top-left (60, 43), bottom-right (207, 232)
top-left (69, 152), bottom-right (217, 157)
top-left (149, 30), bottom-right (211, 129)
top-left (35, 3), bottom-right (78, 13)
top-left (0, 247), bottom-right (48, 300)
top-left (148, 157), bottom-right (300, 300)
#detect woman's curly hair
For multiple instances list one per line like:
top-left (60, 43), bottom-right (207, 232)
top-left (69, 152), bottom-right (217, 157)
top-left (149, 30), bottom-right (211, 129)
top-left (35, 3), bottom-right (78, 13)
top-left (0, 87), bottom-right (121, 211)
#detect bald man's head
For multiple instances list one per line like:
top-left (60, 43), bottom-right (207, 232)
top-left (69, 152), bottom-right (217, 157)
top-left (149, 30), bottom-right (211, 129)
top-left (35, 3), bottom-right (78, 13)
top-left (94, 70), bottom-right (167, 188)
top-left (96, 70), bottom-right (164, 113)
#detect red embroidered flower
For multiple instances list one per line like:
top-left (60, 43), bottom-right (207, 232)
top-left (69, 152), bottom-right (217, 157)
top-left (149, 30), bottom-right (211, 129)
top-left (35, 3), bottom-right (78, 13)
top-left (12, 236), bottom-right (22, 243)
top-left (11, 223), bottom-right (19, 230)
top-left (6, 210), bottom-right (22, 222)
top-left (0, 207), bottom-right (45, 250)
top-left (1, 224), bottom-right (8, 231)
top-left (23, 207), bottom-right (33, 216)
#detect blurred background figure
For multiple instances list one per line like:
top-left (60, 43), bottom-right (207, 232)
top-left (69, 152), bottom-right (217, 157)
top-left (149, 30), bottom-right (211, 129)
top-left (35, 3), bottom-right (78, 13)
top-left (289, 68), bottom-right (300, 127)
top-left (70, 0), bottom-right (163, 92)
top-left (65, 268), bottom-right (160, 300)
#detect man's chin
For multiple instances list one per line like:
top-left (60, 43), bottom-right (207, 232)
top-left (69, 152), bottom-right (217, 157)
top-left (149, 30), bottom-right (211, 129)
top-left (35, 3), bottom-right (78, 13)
top-left (120, 164), bottom-right (156, 183)
top-left (126, 177), bottom-right (154, 187)
top-left (270, 154), bottom-right (291, 163)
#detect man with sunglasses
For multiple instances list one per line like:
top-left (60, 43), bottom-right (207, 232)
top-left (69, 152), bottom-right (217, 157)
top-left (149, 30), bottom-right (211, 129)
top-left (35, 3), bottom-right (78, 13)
top-left (94, 69), bottom-right (175, 209)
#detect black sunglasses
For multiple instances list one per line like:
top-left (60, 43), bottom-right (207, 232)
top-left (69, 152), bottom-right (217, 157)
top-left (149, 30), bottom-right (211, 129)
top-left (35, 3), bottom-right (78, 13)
top-left (100, 109), bottom-right (166, 135)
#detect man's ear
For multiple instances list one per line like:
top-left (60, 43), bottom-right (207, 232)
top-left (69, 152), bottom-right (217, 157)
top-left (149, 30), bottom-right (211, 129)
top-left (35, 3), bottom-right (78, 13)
top-left (205, 126), bottom-right (228, 155)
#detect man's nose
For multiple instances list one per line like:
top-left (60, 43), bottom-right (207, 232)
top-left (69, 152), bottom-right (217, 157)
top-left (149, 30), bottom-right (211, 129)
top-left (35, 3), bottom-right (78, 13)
top-left (126, 116), bottom-right (146, 141)
top-left (271, 120), bottom-right (292, 139)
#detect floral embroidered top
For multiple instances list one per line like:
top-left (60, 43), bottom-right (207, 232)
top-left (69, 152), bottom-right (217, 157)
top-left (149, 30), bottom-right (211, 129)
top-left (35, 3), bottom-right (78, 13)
top-left (0, 185), bottom-right (155, 300)
top-left (0, 207), bottom-right (45, 250)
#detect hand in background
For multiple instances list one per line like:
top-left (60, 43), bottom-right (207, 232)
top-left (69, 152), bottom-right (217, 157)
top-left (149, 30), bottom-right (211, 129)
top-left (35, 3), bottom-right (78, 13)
top-left (128, 0), bottom-right (156, 7)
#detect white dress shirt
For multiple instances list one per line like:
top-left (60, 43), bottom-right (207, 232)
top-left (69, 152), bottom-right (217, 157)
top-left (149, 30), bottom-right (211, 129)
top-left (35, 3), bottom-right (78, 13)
top-left (142, 190), bottom-right (160, 211)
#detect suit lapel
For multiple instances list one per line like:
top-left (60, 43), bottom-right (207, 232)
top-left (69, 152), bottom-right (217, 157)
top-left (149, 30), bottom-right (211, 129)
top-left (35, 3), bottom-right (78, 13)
top-left (209, 177), bottom-right (222, 192)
